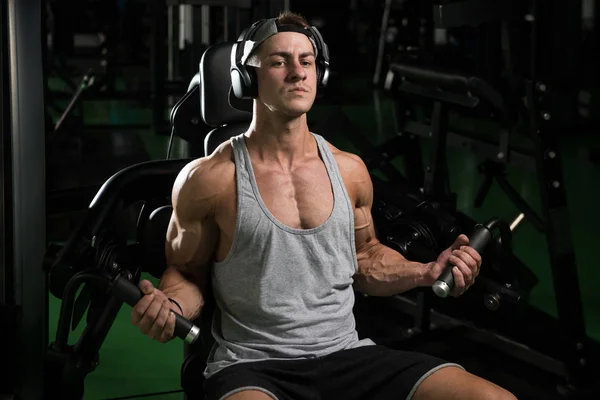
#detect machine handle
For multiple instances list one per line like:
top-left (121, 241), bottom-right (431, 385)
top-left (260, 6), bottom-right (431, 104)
top-left (111, 275), bottom-right (200, 344)
top-left (432, 213), bottom-right (525, 298)
top-left (432, 224), bottom-right (494, 298)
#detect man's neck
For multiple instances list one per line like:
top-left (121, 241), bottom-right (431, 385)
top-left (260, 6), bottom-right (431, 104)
top-left (244, 111), bottom-right (315, 170)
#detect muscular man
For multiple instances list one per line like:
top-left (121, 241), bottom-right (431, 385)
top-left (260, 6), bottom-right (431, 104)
top-left (131, 11), bottom-right (517, 400)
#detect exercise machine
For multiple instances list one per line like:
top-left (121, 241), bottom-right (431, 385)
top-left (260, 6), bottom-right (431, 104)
top-left (368, 0), bottom-right (598, 396)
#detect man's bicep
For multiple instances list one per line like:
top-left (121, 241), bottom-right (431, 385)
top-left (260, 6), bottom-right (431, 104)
top-left (165, 212), bottom-right (218, 278)
top-left (354, 203), bottom-right (378, 254)
top-left (165, 160), bottom-right (219, 281)
top-left (350, 154), bottom-right (380, 253)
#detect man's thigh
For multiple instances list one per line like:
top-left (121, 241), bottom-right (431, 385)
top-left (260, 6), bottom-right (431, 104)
top-left (320, 345), bottom-right (460, 400)
top-left (413, 365), bottom-right (517, 400)
top-left (204, 359), bottom-right (318, 400)
top-left (224, 389), bottom-right (276, 400)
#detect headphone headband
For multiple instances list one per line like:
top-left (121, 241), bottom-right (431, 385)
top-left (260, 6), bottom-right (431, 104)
top-left (230, 18), bottom-right (330, 100)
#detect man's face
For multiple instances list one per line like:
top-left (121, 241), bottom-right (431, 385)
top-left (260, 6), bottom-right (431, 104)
top-left (252, 32), bottom-right (318, 117)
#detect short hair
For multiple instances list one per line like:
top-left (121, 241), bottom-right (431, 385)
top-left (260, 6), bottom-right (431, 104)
top-left (277, 10), bottom-right (310, 29)
top-left (245, 11), bottom-right (312, 67)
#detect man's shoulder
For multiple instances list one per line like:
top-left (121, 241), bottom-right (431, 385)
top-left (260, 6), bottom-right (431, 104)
top-left (173, 141), bottom-right (235, 201)
top-left (320, 138), bottom-right (372, 206)
top-left (321, 139), bottom-right (368, 177)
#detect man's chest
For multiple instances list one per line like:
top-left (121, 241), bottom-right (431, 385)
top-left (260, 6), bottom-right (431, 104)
top-left (216, 158), bottom-right (357, 233)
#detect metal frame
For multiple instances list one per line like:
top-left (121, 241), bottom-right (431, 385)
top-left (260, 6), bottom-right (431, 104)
top-left (2, 0), bottom-right (47, 398)
top-left (0, 0), bottom-right (17, 394)
top-left (528, 0), bottom-right (590, 387)
top-left (379, 0), bottom-right (593, 391)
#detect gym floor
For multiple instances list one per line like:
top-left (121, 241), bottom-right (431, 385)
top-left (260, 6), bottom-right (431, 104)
top-left (46, 73), bottom-right (600, 399)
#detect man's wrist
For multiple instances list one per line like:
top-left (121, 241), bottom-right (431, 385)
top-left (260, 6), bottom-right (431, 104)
top-left (415, 261), bottom-right (435, 287)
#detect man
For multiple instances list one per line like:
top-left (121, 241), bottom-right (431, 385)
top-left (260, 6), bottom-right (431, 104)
top-left (131, 11), bottom-right (517, 400)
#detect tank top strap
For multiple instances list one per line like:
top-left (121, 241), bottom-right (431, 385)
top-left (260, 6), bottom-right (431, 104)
top-left (229, 134), bottom-right (253, 196)
top-left (312, 132), bottom-right (356, 225)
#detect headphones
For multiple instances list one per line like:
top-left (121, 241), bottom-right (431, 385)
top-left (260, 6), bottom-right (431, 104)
top-left (230, 18), bottom-right (330, 99)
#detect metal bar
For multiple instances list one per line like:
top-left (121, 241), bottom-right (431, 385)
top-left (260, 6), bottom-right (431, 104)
top-left (433, 0), bottom-right (520, 28)
top-left (168, 5), bottom-right (175, 80)
top-left (529, 0), bottom-right (590, 387)
top-left (201, 5), bottom-right (210, 46)
top-left (73, 295), bottom-right (124, 368)
top-left (402, 120), bottom-right (536, 172)
top-left (49, 85), bottom-right (188, 100)
top-left (150, 0), bottom-right (167, 136)
top-left (6, 0), bottom-right (47, 398)
top-left (223, 6), bottom-right (229, 41)
top-left (373, 0), bottom-right (393, 85)
top-left (510, 213), bottom-right (525, 231)
top-left (166, 0), bottom-right (251, 6)
top-left (423, 101), bottom-right (448, 198)
top-left (494, 172), bottom-right (545, 232)
top-left (386, 294), bottom-right (568, 378)
top-left (1, 0), bottom-right (9, 306)
top-left (394, 104), bottom-right (424, 187)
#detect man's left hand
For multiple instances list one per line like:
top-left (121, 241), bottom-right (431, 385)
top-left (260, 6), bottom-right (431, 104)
top-left (425, 234), bottom-right (482, 297)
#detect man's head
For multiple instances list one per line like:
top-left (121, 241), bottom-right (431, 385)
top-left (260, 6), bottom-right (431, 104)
top-left (230, 11), bottom-right (329, 117)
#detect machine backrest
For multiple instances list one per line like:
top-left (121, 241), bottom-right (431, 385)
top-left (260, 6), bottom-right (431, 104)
top-left (168, 73), bottom-right (212, 155)
top-left (199, 41), bottom-right (253, 156)
top-left (140, 41), bottom-right (254, 278)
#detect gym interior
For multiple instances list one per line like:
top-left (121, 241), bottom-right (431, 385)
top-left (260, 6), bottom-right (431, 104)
top-left (2, 0), bottom-right (600, 399)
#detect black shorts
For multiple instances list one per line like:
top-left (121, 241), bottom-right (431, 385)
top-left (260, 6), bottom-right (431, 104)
top-left (204, 345), bottom-right (462, 400)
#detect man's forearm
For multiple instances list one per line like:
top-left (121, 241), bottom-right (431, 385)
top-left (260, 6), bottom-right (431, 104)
top-left (354, 243), bottom-right (432, 296)
top-left (158, 266), bottom-right (205, 320)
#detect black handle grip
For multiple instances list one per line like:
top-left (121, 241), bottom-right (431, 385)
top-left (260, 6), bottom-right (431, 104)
top-left (111, 275), bottom-right (200, 344)
top-left (432, 224), bottom-right (494, 298)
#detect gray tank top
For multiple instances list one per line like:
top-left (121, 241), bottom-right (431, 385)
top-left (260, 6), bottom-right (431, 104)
top-left (204, 133), bottom-right (375, 378)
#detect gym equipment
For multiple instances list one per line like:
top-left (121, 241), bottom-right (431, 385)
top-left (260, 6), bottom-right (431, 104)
top-left (359, 175), bottom-right (599, 399)
top-left (159, 0), bottom-right (255, 136)
top-left (118, 277), bottom-right (200, 343)
top-left (45, 158), bottom-right (194, 399)
top-left (372, 1), bottom-right (598, 396)
top-left (432, 215), bottom-right (522, 298)
top-left (370, 177), bottom-right (536, 322)
top-left (433, 0), bottom-right (523, 29)
top-left (167, 72), bottom-right (211, 158)
top-left (49, 68), bottom-right (96, 140)
top-left (373, 0), bottom-right (434, 86)
top-left (1, 0), bottom-right (47, 398)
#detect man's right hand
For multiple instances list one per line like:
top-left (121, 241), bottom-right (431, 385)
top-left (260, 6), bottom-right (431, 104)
top-left (131, 279), bottom-right (179, 343)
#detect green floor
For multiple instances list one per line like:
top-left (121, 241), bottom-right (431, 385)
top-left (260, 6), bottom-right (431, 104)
top-left (47, 82), bottom-right (600, 399)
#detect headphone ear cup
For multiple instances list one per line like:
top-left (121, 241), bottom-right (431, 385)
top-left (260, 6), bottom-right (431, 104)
top-left (245, 66), bottom-right (258, 98)
top-left (316, 61), bottom-right (329, 88)
top-left (231, 65), bottom-right (258, 99)
top-left (320, 63), bottom-right (330, 88)
top-left (316, 65), bottom-right (322, 86)
top-left (231, 67), bottom-right (245, 99)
